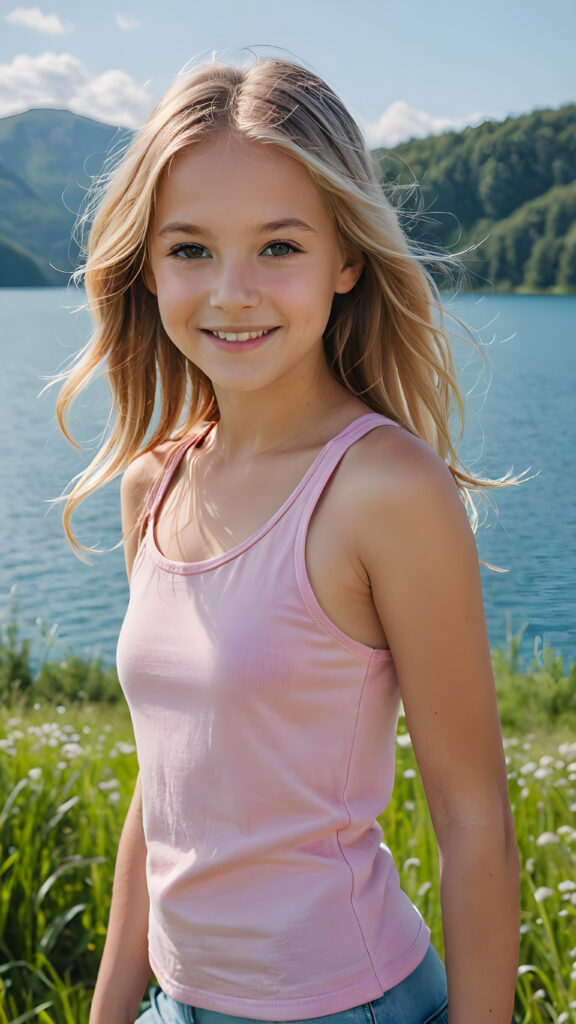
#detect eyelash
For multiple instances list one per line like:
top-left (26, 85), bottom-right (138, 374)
top-left (168, 241), bottom-right (302, 260)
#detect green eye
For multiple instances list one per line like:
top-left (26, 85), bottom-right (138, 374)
top-left (262, 242), bottom-right (300, 257)
top-left (169, 243), bottom-right (210, 259)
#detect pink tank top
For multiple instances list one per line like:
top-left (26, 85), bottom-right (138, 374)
top-left (117, 412), bottom-right (430, 1019)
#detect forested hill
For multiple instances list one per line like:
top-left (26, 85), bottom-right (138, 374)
top-left (372, 105), bottom-right (576, 292)
top-left (0, 109), bottom-right (128, 286)
top-left (0, 104), bottom-right (574, 290)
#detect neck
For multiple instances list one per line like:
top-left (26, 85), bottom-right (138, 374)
top-left (209, 361), bottom-right (362, 461)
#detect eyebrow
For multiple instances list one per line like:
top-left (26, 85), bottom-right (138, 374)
top-left (157, 218), bottom-right (317, 238)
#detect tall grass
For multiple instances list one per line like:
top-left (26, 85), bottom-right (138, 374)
top-left (0, 702), bottom-right (137, 1022)
top-left (0, 622), bottom-right (575, 1022)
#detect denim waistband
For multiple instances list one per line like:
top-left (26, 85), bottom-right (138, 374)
top-left (137, 943), bottom-right (449, 1024)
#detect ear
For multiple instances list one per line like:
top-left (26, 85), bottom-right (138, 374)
top-left (334, 247), bottom-right (364, 294)
top-left (142, 258), bottom-right (157, 296)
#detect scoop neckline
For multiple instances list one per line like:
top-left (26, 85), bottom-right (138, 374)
top-left (146, 412), bottom-right (385, 576)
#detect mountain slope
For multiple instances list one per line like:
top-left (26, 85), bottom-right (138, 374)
top-left (373, 104), bottom-right (576, 291)
top-left (0, 233), bottom-right (52, 286)
top-left (0, 108), bottom-right (129, 285)
top-left (0, 104), bottom-right (574, 290)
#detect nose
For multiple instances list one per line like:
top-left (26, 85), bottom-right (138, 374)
top-left (210, 258), bottom-right (260, 311)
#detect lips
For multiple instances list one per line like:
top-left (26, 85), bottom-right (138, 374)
top-left (203, 328), bottom-right (279, 342)
top-left (202, 327), bottom-right (279, 352)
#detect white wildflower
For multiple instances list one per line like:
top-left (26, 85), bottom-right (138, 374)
top-left (61, 742), bottom-right (83, 758)
top-left (536, 832), bottom-right (560, 846)
top-left (403, 800), bottom-right (416, 811)
top-left (520, 761), bottom-right (537, 775)
top-left (115, 741), bottom-right (136, 755)
top-left (525, 857), bottom-right (535, 873)
top-left (7, 718), bottom-right (21, 727)
top-left (534, 886), bottom-right (554, 902)
top-left (417, 881), bottom-right (432, 897)
top-left (539, 755), bottom-right (554, 766)
top-left (396, 733), bottom-right (412, 748)
top-left (533, 768), bottom-right (549, 780)
top-left (98, 778), bottom-right (120, 791)
top-left (27, 768), bottom-right (42, 781)
top-left (517, 964), bottom-right (537, 976)
top-left (55, 705), bottom-right (66, 714)
top-left (403, 857), bottom-right (420, 871)
top-left (33, 703), bottom-right (41, 710)
top-left (403, 769), bottom-right (417, 779)
top-left (558, 881), bottom-right (576, 893)
top-left (108, 791), bottom-right (121, 804)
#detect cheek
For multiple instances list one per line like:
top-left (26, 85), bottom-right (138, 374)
top-left (277, 267), bottom-right (334, 309)
top-left (155, 274), bottom-right (198, 324)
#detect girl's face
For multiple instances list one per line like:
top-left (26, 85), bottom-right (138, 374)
top-left (145, 132), bottom-right (362, 397)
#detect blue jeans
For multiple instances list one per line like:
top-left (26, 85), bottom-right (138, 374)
top-left (136, 944), bottom-right (448, 1024)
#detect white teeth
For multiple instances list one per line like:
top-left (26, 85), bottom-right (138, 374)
top-left (210, 329), bottom-right (270, 341)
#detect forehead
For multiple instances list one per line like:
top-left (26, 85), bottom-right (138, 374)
top-left (153, 132), bottom-right (331, 226)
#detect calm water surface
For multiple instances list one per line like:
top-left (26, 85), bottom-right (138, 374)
top-left (0, 289), bottom-right (574, 667)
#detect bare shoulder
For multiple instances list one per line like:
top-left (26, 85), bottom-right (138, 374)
top-left (121, 442), bottom-right (176, 521)
top-left (120, 440), bottom-right (180, 577)
top-left (343, 423), bottom-right (465, 521)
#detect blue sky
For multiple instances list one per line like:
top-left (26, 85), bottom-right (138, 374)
top-left (0, 0), bottom-right (574, 144)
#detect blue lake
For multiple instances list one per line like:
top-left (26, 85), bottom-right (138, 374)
top-left (0, 289), bottom-right (574, 668)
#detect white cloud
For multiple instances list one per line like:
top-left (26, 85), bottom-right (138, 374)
top-left (5, 6), bottom-right (72, 36)
top-left (115, 13), bottom-right (140, 31)
top-left (0, 52), bottom-right (153, 127)
top-left (365, 100), bottom-right (492, 148)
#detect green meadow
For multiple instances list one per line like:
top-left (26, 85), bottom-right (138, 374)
top-left (0, 623), bottom-right (575, 1023)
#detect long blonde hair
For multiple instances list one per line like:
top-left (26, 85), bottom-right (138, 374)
top-left (57, 55), bottom-right (514, 554)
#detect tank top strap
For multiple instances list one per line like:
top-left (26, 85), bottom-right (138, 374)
top-left (300, 412), bottom-right (400, 512)
top-left (146, 423), bottom-right (214, 518)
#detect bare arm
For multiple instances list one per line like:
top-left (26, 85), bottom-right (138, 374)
top-left (355, 429), bottom-right (520, 1024)
top-left (89, 775), bottom-right (151, 1024)
top-left (90, 452), bottom-right (164, 1023)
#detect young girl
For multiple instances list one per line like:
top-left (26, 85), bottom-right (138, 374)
top-left (57, 56), bottom-right (520, 1024)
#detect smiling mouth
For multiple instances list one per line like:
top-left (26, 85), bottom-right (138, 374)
top-left (204, 328), bottom-right (278, 342)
